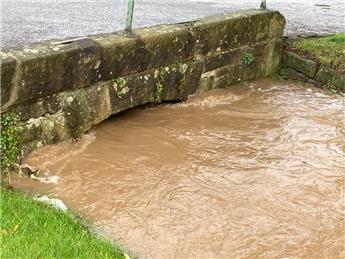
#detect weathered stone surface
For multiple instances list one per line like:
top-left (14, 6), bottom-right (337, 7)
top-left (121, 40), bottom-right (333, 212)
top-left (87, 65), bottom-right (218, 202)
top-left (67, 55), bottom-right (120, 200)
top-left (200, 63), bottom-right (254, 91)
top-left (19, 113), bottom-right (71, 156)
top-left (199, 41), bottom-right (270, 91)
top-left (17, 118), bottom-right (43, 144)
top-left (279, 67), bottom-right (307, 80)
top-left (135, 24), bottom-right (194, 69)
top-left (4, 38), bottom-right (101, 107)
top-left (192, 10), bottom-right (281, 58)
top-left (265, 39), bottom-right (283, 75)
top-left (92, 24), bottom-right (195, 82)
top-left (192, 11), bottom-right (249, 58)
top-left (0, 53), bottom-right (17, 107)
top-left (18, 113), bottom-right (70, 146)
top-left (269, 12), bottom-right (286, 39)
top-left (199, 71), bottom-right (216, 92)
top-left (91, 33), bottom-right (148, 82)
top-left (315, 65), bottom-right (345, 91)
top-left (283, 51), bottom-right (319, 78)
top-left (63, 84), bottom-right (111, 138)
top-left (179, 61), bottom-right (204, 97)
top-left (41, 113), bottom-right (71, 144)
top-left (107, 71), bottom-right (156, 114)
top-left (9, 93), bottom-right (63, 122)
top-left (248, 11), bottom-right (274, 42)
top-left (203, 48), bottom-right (244, 72)
top-left (281, 52), bottom-right (345, 92)
top-left (107, 61), bottom-right (203, 114)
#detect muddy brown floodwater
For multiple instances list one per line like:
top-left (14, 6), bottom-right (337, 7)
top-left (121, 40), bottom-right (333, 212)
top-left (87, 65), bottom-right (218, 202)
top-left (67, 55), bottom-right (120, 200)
top-left (12, 79), bottom-right (345, 258)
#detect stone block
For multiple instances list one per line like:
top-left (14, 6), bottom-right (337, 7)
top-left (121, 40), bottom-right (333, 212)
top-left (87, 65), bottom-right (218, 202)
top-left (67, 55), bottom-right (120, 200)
top-left (9, 93), bottom-right (63, 122)
top-left (18, 118), bottom-right (43, 144)
top-left (179, 61), bottom-right (204, 97)
top-left (40, 113), bottom-right (71, 144)
top-left (63, 84), bottom-right (111, 138)
top-left (5, 38), bottom-right (101, 107)
top-left (192, 10), bottom-right (277, 58)
top-left (283, 51), bottom-right (318, 78)
top-left (269, 12), bottom-right (286, 39)
top-left (203, 48), bottom-right (243, 72)
top-left (198, 41), bottom-right (269, 91)
top-left (106, 61), bottom-right (203, 114)
top-left (279, 67), bottom-right (311, 83)
top-left (91, 33), bottom-right (148, 81)
top-left (192, 12), bottom-right (249, 57)
top-left (265, 39), bottom-right (284, 75)
top-left (134, 24), bottom-right (194, 69)
top-left (107, 70), bottom-right (156, 114)
top-left (315, 65), bottom-right (345, 92)
top-left (0, 53), bottom-right (17, 108)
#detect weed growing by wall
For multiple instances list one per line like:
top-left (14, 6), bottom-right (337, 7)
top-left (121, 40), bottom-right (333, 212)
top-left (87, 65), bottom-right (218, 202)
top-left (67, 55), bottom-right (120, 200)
top-left (243, 52), bottom-right (255, 65)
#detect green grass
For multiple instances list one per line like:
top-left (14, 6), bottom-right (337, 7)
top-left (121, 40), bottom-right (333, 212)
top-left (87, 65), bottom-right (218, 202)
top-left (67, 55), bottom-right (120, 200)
top-left (0, 189), bottom-right (124, 259)
top-left (293, 33), bottom-right (345, 73)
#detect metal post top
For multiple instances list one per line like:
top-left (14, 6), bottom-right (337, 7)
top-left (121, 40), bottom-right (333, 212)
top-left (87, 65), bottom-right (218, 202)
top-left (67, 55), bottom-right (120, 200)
top-left (125, 0), bottom-right (135, 32)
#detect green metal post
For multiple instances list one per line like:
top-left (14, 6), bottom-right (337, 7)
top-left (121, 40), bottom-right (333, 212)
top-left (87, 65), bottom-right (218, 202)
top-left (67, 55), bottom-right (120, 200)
top-left (260, 0), bottom-right (266, 9)
top-left (125, 0), bottom-right (135, 32)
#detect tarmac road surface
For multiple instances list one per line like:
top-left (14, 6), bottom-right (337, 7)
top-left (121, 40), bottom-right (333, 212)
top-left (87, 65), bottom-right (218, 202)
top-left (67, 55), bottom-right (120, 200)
top-left (1, 0), bottom-right (344, 49)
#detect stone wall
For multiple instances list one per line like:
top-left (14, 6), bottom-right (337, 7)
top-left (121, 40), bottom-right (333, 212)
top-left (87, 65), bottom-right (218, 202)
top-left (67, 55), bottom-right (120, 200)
top-left (0, 9), bottom-right (285, 155)
top-left (280, 50), bottom-right (345, 92)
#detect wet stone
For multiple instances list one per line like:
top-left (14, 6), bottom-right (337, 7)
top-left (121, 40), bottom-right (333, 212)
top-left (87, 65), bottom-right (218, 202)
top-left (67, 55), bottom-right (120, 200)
top-left (283, 51), bottom-right (319, 78)
top-left (6, 38), bottom-right (102, 106)
top-left (134, 23), bottom-right (195, 69)
top-left (0, 53), bottom-right (17, 107)
top-left (315, 64), bottom-right (345, 92)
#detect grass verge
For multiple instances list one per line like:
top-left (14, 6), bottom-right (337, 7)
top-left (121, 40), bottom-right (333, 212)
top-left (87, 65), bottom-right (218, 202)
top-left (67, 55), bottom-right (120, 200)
top-left (292, 33), bottom-right (345, 73)
top-left (0, 188), bottom-right (124, 259)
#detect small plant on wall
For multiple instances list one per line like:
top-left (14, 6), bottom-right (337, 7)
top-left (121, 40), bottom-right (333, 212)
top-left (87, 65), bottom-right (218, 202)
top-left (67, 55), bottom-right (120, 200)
top-left (0, 112), bottom-right (20, 179)
top-left (112, 77), bottom-right (127, 99)
top-left (243, 52), bottom-right (255, 65)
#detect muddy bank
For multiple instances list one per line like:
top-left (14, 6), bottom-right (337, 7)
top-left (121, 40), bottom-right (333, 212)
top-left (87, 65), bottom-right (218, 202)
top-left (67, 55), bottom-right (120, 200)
top-left (12, 79), bottom-right (345, 258)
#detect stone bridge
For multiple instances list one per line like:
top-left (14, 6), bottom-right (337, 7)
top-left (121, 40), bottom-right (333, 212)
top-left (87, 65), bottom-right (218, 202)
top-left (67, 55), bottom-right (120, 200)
top-left (0, 9), bottom-right (285, 155)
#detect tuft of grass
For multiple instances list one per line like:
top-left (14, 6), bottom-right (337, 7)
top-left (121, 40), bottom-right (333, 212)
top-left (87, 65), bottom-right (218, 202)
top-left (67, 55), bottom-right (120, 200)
top-left (293, 33), bottom-right (345, 73)
top-left (327, 76), bottom-right (343, 94)
top-left (0, 189), bottom-right (124, 259)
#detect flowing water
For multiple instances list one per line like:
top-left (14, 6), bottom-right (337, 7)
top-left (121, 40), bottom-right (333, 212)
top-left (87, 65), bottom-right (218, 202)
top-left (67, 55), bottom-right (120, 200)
top-left (12, 79), bottom-right (345, 258)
